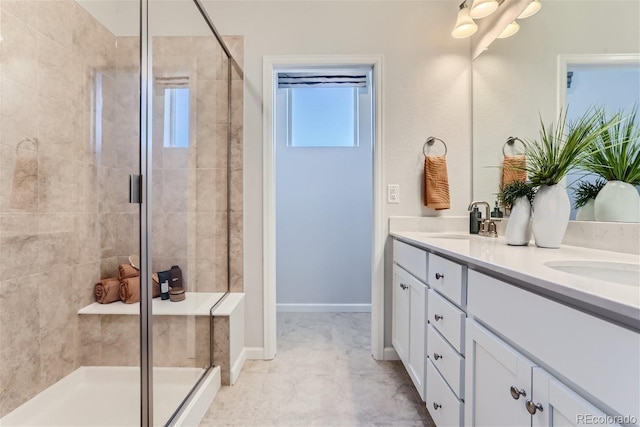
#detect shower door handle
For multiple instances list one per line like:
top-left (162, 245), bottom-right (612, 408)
top-left (130, 174), bottom-right (142, 204)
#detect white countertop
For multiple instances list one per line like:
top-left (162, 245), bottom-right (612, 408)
top-left (78, 292), bottom-right (227, 316)
top-left (391, 231), bottom-right (640, 330)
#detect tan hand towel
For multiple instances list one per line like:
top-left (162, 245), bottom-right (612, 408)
top-left (94, 278), bottom-right (121, 304)
top-left (118, 264), bottom-right (139, 280)
top-left (9, 155), bottom-right (38, 211)
top-left (119, 276), bottom-right (160, 303)
top-left (501, 155), bottom-right (527, 189)
top-left (424, 156), bottom-right (450, 210)
top-left (119, 276), bottom-right (140, 304)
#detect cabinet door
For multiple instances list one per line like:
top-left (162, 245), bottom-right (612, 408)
top-left (465, 319), bottom-right (533, 427)
top-left (408, 279), bottom-right (427, 400)
top-left (531, 368), bottom-right (622, 427)
top-left (392, 265), bottom-right (410, 363)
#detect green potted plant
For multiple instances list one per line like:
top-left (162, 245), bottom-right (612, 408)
top-left (498, 181), bottom-right (536, 245)
top-left (579, 107), bottom-right (640, 222)
top-left (521, 107), bottom-right (612, 248)
top-left (572, 178), bottom-right (606, 221)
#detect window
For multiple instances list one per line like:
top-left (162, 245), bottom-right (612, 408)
top-left (163, 87), bottom-right (190, 148)
top-left (289, 87), bottom-right (358, 147)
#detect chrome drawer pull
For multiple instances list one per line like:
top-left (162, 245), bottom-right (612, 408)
top-left (526, 400), bottom-right (543, 415)
top-left (433, 353), bottom-right (442, 360)
top-left (510, 386), bottom-right (526, 400)
top-left (435, 273), bottom-right (445, 280)
top-left (433, 402), bottom-right (441, 410)
top-left (434, 314), bottom-right (443, 321)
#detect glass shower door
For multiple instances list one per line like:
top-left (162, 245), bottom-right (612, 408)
top-left (146, 0), bottom-right (230, 424)
top-left (0, 0), bottom-right (143, 425)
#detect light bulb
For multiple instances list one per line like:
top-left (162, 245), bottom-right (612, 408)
top-left (469, 0), bottom-right (499, 19)
top-left (451, 6), bottom-right (478, 39)
top-left (497, 21), bottom-right (520, 39)
top-left (518, 0), bottom-right (541, 19)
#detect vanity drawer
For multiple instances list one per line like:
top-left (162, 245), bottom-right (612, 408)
top-left (428, 288), bottom-right (465, 354)
top-left (428, 254), bottom-right (465, 306)
top-left (427, 324), bottom-right (464, 399)
top-left (426, 359), bottom-right (463, 427)
top-left (393, 239), bottom-right (428, 283)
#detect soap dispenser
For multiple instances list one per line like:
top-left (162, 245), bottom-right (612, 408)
top-left (470, 206), bottom-right (481, 234)
top-left (491, 200), bottom-right (504, 219)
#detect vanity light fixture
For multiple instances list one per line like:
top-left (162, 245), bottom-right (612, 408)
top-left (469, 0), bottom-right (499, 19)
top-left (497, 20), bottom-right (520, 38)
top-left (451, 1), bottom-right (478, 39)
top-left (518, 0), bottom-right (542, 19)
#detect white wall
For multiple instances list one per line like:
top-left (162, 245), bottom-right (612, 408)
top-left (275, 85), bottom-right (373, 309)
top-left (472, 1), bottom-right (640, 203)
top-left (203, 0), bottom-right (472, 349)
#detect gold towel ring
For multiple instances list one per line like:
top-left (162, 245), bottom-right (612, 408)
top-left (423, 137), bottom-right (447, 157)
top-left (502, 136), bottom-right (523, 157)
top-left (16, 137), bottom-right (39, 153)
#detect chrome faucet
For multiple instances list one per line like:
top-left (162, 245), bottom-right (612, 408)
top-left (468, 201), bottom-right (499, 238)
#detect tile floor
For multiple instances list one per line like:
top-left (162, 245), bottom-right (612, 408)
top-left (199, 312), bottom-right (434, 427)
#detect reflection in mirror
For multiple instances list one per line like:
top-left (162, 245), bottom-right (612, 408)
top-left (563, 58), bottom-right (640, 220)
top-left (472, 0), bottom-right (640, 222)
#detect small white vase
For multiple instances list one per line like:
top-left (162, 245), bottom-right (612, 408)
top-left (532, 184), bottom-right (571, 249)
top-left (505, 196), bottom-right (532, 245)
top-left (575, 199), bottom-right (595, 221)
top-left (594, 181), bottom-right (640, 223)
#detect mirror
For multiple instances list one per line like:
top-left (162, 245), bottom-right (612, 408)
top-left (472, 0), bottom-right (640, 221)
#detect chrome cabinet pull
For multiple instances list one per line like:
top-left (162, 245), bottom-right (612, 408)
top-left (433, 402), bottom-right (441, 410)
top-left (510, 386), bottom-right (526, 400)
top-left (525, 400), bottom-right (543, 415)
top-left (434, 314), bottom-right (443, 321)
top-left (433, 353), bottom-right (442, 360)
top-left (435, 273), bottom-right (445, 280)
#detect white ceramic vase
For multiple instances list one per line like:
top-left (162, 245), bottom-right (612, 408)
top-left (505, 196), bottom-right (532, 246)
top-left (532, 184), bottom-right (571, 249)
top-left (593, 180), bottom-right (640, 223)
top-left (575, 199), bottom-right (595, 221)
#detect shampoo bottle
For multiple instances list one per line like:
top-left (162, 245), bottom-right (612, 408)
top-left (158, 270), bottom-right (170, 300)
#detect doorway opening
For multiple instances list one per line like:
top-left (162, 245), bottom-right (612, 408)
top-left (262, 56), bottom-right (385, 361)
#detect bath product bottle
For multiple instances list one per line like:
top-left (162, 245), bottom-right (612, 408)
top-left (169, 265), bottom-right (183, 289)
top-left (491, 201), bottom-right (503, 218)
top-left (470, 207), bottom-right (481, 234)
top-left (158, 270), bottom-right (170, 300)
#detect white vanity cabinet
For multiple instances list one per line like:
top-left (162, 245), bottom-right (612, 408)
top-left (531, 367), bottom-right (622, 427)
top-left (466, 270), bottom-right (637, 427)
top-left (466, 320), bottom-right (622, 427)
top-left (392, 240), bottom-right (428, 400)
top-left (425, 256), bottom-right (467, 427)
top-left (465, 320), bottom-right (534, 427)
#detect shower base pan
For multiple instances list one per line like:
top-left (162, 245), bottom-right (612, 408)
top-left (0, 366), bottom-right (220, 427)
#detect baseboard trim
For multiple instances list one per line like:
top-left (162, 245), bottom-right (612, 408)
top-left (276, 303), bottom-right (372, 313)
top-left (244, 347), bottom-right (267, 360)
top-left (383, 346), bottom-right (399, 361)
top-left (230, 347), bottom-right (246, 385)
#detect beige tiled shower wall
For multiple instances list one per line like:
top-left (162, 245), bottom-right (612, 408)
top-left (151, 35), bottom-right (243, 294)
top-left (0, 0), bottom-right (139, 416)
top-left (0, 0), bottom-right (244, 416)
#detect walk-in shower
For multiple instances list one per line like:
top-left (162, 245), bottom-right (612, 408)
top-left (0, 0), bottom-right (243, 425)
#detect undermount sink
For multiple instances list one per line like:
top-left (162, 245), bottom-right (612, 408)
top-left (544, 260), bottom-right (640, 287)
top-left (421, 233), bottom-right (471, 240)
